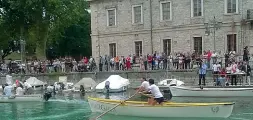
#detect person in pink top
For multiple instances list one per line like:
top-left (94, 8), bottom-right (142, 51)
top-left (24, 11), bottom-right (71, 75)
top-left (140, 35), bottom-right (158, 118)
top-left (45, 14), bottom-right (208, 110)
top-left (84, 57), bottom-right (88, 65)
top-left (231, 62), bottom-right (238, 86)
top-left (207, 50), bottom-right (212, 68)
top-left (16, 80), bottom-right (19, 87)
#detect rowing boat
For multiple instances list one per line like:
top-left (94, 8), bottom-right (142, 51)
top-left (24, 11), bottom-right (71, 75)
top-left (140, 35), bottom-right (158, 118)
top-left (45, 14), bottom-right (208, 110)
top-left (0, 95), bottom-right (44, 103)
top-left (170, 86), bottom-right (253, 97)
top-left (88, 97), bottom-right (234, 118)
top-left (0, 92), bottom-right (53, 103)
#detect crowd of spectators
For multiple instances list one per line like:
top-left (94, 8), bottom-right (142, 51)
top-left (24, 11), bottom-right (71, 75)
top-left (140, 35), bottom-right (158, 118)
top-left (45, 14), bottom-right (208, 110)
top-left (0, 56), bottom-right (96, 75)
top-left (0, 47), bottom-right (252, 75)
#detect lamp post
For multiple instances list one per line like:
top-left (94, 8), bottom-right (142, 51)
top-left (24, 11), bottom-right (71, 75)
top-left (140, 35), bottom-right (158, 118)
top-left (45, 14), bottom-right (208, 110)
top-left (20, 39), bottom-right (26, 70)
top-left (0, 48), bottom-right (2, 63)
top-left (79, 46), bottom-right (81, 60)
top-left (204, 16), bottom-right (222, 51)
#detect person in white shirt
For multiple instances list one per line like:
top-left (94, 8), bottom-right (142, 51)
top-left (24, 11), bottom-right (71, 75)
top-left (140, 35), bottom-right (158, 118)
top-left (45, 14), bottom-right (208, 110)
top-left (24, 80), bottom-right (33, 95)
top-left (16, 86), bottom-right (24, 96)
top-left (138, 78), bottom-right (150, 92)
top-left (144, 79), bottom-right (164, 105)
top-left (61, 60), bottom-right (65, 73)
top-left (212, 62), bottom-right (221, 85)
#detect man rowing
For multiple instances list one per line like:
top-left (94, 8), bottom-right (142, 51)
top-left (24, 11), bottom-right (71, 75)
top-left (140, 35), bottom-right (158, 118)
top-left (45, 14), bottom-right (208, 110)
top-left (138, 77), bottom-right (150, 92)
top-left (142, 79), bottom-right (164, 105)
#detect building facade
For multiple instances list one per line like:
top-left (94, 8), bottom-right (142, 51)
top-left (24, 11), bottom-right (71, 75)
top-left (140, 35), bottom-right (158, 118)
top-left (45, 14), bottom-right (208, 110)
top-left (89, 0), bottom-right (253, 60)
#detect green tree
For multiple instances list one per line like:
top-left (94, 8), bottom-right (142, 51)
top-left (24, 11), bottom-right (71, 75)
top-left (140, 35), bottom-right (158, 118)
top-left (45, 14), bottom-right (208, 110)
top-left (47, 10), bottom-right (91, 60)
top-left (0, 0), bottom-right (89, 59)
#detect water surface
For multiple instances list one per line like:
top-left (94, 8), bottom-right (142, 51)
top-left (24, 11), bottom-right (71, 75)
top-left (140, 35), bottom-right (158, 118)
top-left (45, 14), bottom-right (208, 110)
top-left (0, 90), bottom-right (252, 120)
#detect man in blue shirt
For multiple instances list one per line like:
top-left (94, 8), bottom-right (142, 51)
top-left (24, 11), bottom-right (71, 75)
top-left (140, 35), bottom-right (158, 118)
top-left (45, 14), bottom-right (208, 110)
top-left (199, 60), bottom-right (208, 86)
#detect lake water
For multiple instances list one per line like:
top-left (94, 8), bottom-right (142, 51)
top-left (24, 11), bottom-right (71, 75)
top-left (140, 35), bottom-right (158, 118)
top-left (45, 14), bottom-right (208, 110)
top-left (0, 90), bottom-right (252, 120)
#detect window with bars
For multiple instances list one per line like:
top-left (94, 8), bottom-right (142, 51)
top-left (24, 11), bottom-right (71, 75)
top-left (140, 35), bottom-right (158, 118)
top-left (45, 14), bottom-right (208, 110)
top-left (132, 5), bottom-right (142, 23)
top-left (160, 2), bottom-right (171, 21)
top-left (163, 39), bottom-right (172, 56)
top-left (107, 9), bottom-right (116, 26)
top-left (135, 41), bottom-right (142, 57)
top-left (193, 37), bottom-right (202, 55)
top-left (192, 0), bottom-right (202, 17)
top-left (109, 43), bottom-right (116, 57)
top-left (226, 0), bottom-right (237, 13)
top-left (227, 34), bottom-right (237, 52)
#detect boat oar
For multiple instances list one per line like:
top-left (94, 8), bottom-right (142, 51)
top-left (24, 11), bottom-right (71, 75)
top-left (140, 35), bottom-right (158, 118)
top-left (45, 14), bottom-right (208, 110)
top-left (92, 91), bottom-right (139, 120)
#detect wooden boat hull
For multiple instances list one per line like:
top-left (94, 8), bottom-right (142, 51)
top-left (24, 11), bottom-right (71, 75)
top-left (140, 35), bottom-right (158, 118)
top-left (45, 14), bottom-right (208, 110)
top-left (0, 95), bottom-right (44, 103)
top-left (170, 86), bottom-right (253, 97)
top-left (88, 97), bottom-right (234, 118)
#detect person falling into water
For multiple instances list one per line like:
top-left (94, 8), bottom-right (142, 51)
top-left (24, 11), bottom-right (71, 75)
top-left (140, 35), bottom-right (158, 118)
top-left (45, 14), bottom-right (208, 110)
top-left (80, 85), bottom-right (85, 97)
top-left (142, 79), bottom-right (164, 105)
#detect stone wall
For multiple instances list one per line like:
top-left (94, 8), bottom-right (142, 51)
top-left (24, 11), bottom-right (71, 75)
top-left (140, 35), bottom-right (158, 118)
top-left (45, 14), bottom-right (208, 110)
top-left (0, 70), bottom-right (221, 88)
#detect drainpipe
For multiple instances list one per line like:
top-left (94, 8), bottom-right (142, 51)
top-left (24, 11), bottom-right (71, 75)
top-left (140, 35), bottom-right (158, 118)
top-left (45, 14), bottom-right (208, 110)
top-left (96, 3), bottom-right (100, 59)
top-left (149, 0), bottom-right (154, 54)
top-left (240, 0), bottom-right (244, 54)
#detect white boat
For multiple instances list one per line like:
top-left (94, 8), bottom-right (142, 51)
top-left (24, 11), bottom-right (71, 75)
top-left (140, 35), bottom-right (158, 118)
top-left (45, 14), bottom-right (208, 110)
top-left (0, 94), bottom-right (50, 103)
top-left (88, 97), bottom-right (234, 118)
top-left (65, 77), bottom-right (97, 93)
top-left (158, 79), bottom-right (184, 87)
top-left (23, 77), bottom-right (46, 91)
top-left (95, 75), bottom-right (130, 93)
top-left (170, 86), bottom-right (253, 97)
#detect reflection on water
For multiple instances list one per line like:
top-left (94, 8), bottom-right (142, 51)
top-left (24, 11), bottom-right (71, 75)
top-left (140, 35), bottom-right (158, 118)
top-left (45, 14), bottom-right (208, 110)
top-left (0, 90), bottom-right (252, 120)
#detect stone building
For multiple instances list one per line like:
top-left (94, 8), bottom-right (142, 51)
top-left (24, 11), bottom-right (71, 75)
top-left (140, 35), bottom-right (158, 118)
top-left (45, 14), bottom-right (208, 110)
top-left (88, 0), bottom-right (253, 60)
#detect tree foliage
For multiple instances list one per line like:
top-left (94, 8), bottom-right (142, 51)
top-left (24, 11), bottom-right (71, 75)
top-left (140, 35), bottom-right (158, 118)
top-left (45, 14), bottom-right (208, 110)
top-left (47, 10), bottom-right (91, 60)
top-left (0, 0), bottom-right (91, 60)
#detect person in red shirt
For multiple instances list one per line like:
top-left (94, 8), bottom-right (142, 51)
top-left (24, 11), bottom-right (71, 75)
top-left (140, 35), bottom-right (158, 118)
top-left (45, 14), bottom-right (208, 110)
top-left (84, 57), bottom-right (88, 65)
top-left (126, 56), bottom-right (131, 70)
top-left (147, 54), bottom-right (152, 70)
top-left (218, 68), bottom-right (226, 86)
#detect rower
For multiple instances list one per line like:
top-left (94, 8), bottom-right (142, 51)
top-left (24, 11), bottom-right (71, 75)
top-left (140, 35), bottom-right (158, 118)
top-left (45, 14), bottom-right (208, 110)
top-left (24, 80), bottom-right (33, 95)
top-left (144, 79), bottom-right (164, 105)
top-left (105, 81), bottom-right (110, 93)
top-left (3, 83), bottom-right (13, 97)
top-left (138, 78), bottom-right (150, 92)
